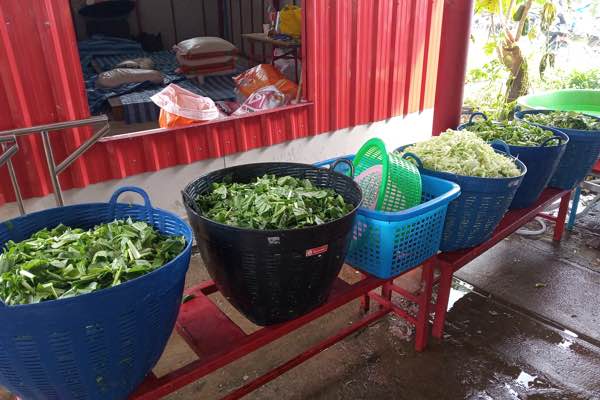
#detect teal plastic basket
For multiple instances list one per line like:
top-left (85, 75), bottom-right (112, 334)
top-left (316, 156), bottom-right (460, 278)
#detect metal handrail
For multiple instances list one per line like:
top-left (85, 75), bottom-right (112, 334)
top-left (0, 115), bottom-right (110, 215)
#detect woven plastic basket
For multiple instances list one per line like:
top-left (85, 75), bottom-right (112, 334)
top-left (459, 112), bottom-right (569, 208)
top-left (515, 109), bottom-right (600, 189)
top-left (0, 187), bottom-right (193, 400)
top-left (315, 156), bottom-right (460, 279)
top-left (397, 145), bottom-right (527, 252)
top-left (353, 138), bottom-right (422, 211)
top-left (182, 162), bottom-right (362, 326)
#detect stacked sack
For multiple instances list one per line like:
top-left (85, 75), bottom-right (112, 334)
top-left (173, 37), bottom-right (238, 76)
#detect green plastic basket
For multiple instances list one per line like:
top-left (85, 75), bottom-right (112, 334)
top-left (353, 138), bottom-right (422, 211)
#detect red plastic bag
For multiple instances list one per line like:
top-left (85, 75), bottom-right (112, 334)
top-left (232, 85), bottom-right (291, 116)
top-left (150, 84), bottom-right (219, 128)
top-left (233, 64), bottom-right (298, 100)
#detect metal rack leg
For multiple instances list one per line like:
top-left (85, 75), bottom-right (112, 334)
top-left (380, 281), bottom-right (392, 310)
top-left (359, 272), bottom-right (370, 313)
top-left (415, 261), bottom-right (434, 352)
top-left (553, 191), bottom-right (571, 241)
top-left (40, 130), bottom-right (64, 207)
top-left (567, 186), bottom-right (581, 231)
top-left (431, 261), bottom-right (452, 339)
top-left (5, 158), bottom-right (24, 215)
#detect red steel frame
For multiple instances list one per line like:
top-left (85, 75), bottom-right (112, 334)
top-left (130, 260), bottom-right (437, 400)
top-left (430, 188), bottom-right (571, 339)
top-left (129, 187), bottom-right (571, 400)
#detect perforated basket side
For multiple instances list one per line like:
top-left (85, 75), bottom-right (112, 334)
top-left (380, 152), bottom-right (422, 211)
top-left (0, 194), bottom-right (193, 400)
top-left (515, 109), bottom-right (600, 189)
top-left (346, 175), bottom-right (455, 278)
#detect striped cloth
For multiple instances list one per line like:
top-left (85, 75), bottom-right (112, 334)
top-left (78, 35), bottom-right (143, 58)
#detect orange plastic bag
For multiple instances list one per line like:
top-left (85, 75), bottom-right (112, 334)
top-left (233, 64), bottom-right (298, 100)
top-left (150, 84), bottom-right (219, 128)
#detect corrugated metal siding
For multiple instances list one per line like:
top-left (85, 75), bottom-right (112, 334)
top-left (305, 0), bottom-right (444, 134)
top-left (0, 0), bottom-right (444, 205)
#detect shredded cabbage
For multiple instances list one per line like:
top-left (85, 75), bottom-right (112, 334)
top-left (400, 130), bottom-right (521, 178)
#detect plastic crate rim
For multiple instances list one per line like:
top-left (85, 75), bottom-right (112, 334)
top-left (313, 155), bottom-right (460, 222)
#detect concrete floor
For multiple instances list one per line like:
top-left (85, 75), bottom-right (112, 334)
top-left (1, 202), bottom-right (599, 400)
top-left (152, 202), bottom-right (600, 400)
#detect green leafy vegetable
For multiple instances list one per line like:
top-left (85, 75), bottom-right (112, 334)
top-left (465, 119), bottom-right (555, 146)
top-left (0, 219), bottom-right (185, 305)
top-left (523, 111), bottom-right (600, 131)
top-left (196, 175), bottom-right (354, 229)
top-left (400, 130), bottom-right (521, 178)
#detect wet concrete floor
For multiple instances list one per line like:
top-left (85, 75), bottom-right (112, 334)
top-left (156, 202), bottom-right (600, 399)
top-left (1, 203), bottom-right (599, 400)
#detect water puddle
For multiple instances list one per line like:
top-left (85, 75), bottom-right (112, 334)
top-left (447, 280), bottom-right (474, 311)
top-left (515, 371), bottom-right (537, 388)
top-left (557, 329), bottom-right (578, 349)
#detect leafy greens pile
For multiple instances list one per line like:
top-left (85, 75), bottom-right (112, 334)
top-left (400, 130), bottom-right (521, 178)
top-left (466, 119), bottom-right (555, 146)
top-left (0, 219), bottom-right (185, 305)
top-left (523, 111), bottom-right (600, 131)
top-left (196, 175), bottom-right (354, 229)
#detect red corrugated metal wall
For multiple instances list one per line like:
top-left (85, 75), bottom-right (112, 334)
top-left (0, 0), bottom-right (444, 205)
top-left (305, 0), bottom-right (443, 134)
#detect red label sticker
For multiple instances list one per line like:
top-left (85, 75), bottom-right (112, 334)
top-left (306, 244), bottom-right (328, 257)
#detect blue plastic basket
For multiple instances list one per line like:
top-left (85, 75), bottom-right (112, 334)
top-left (0, 187), bottom-right (193, 400)
top-left (315, 156), bottom-right (460, 279)
top-left (459, 112), bottom-right (569, 208)
top-left (516, 109), bottom-right (600, 190)
top-left (397, 145), bottom-right (527, 252)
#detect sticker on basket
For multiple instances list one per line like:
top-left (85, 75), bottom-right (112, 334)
top-left (267, 236), bottom-right (280, 245)
top-left (306, 244), bottom-right (328, 257)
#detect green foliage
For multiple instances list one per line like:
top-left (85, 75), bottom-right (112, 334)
top-left (196, 175), bottom-right (354, 230)
top-left (524, 111), bottom-right (600, 130)
top-left (540, 2), bottom-right (557, 33)
top-left (0, 219), bottom-right (186, 305)
top-left (539, 69), bottom-right (600, 90)
top-left (465, 119), bottom-right (555, 146)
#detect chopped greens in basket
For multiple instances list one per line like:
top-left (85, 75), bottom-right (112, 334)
top-left (400, 130), bottom-right (521, 178)
top-left (196, 174), bottom-right (354, 229)
top-left (523, 111), bottom-right (600, 131)
top-left (0, 218), bottom-right (185, 305)
top-left (465, 119), bottom-right (556, 146)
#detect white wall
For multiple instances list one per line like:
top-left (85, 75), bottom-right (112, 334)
top-left (0, 110), bottom-right (433, 221)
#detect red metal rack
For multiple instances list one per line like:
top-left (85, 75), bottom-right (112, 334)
top-left (130, 188), bottom-right (570, 399)
top-left (430, 188), bottom-right (571, 340)
top-left (130, 260), bottom-right (438, 400)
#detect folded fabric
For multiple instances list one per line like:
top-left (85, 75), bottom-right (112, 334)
top-left (96, 68), bottom-right (164, 88)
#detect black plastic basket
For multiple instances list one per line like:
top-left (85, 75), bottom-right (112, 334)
top-left (182, 162), bottom-right (362, 326)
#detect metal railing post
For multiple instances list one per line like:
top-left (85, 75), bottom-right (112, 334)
top-left (0, 115), bottom-right (110, 214)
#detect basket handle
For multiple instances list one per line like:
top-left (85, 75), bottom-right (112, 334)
top-left (490, 139), bottom-right (511, 156)
top-left (468, 112), bottom-right (488, 124)
top-left (402, 152), bottom-right (423, 169)
top-left (181, 189), bottom-right (201, 214)
top-left (109, 186), bottom-right (154, 224)
top-left (330, 158), bottom-right (355, 177)
top-left (540, 135), bottom-right (564, 147)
